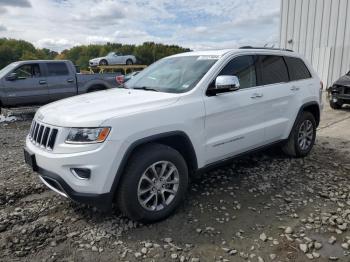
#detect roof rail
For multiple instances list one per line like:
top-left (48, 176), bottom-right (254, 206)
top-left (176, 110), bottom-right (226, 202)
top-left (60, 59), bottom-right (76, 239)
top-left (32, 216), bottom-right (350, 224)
top-left (239, 46), bottom-right (294, 52)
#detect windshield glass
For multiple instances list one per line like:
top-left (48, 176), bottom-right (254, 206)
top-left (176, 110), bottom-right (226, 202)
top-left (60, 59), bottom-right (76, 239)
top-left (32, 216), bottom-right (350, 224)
top-left (0, 62), bottom-right (18, 79)
top-left (125, 56), bottom-right (218, 93)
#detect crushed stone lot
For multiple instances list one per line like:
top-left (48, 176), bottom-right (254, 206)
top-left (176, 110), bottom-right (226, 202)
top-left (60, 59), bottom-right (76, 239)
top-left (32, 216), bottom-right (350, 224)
top-left (0, 101), bottom-right (349, 262)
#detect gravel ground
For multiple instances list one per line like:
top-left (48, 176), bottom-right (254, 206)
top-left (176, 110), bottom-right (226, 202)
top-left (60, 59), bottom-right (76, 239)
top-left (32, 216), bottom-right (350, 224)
top-left (0, 99), bottom-right (349, 262)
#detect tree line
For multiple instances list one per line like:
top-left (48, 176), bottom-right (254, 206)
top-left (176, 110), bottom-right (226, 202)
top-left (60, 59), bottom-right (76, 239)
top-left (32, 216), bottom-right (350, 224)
top-left (0, 38), bottom-right (190, 70)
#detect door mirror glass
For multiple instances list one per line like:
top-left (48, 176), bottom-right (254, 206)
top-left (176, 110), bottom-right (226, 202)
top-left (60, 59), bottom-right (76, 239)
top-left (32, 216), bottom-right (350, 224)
top-left (6, 72), bottom-right (17, 81)
top-left (215, 75), bottom-right (240, 90)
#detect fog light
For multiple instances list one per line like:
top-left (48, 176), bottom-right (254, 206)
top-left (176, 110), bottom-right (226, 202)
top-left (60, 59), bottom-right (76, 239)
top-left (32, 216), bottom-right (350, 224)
top-left (71, 168), bottom-right (91, 180)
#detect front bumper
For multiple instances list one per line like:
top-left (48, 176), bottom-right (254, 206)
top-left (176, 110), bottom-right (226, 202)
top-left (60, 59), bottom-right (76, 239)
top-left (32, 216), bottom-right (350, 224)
top-left (89, 61), bottom-right (99, 67)
top-left (329, 85), bottom-right (350, 102)
top-left (24, 146), bottom-right (115, 210)
top-left (39, 166), bottom-right (112, 210)
top-left (24, 132), bottom-right (124, 210)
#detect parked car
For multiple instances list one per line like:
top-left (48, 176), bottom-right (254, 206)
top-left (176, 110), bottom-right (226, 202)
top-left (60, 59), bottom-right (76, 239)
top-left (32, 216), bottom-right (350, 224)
top-left (0, 60), bottom-right (120, 112)
top-left (327, 70), bottom-right (350, 109)
top-left (24, 48), bottom-right (323, 223)
top-left (89, 52), bottom-right (137, 67)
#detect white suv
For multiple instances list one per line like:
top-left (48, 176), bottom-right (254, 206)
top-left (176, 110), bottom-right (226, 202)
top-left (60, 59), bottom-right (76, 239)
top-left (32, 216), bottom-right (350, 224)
top-left (24, 47), bottom-right (323, 222)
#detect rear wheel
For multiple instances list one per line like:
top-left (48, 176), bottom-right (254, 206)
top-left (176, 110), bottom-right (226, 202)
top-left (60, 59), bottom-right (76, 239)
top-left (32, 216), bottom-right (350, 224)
top-left (282, 111), bottom-right (316, 158)
top-left (330, 100), bottom-right (343, 109)
top-left (117, 143), bottom-right (188, 223)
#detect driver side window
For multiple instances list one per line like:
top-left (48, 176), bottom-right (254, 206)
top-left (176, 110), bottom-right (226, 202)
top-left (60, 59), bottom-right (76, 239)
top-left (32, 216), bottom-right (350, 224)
top-left (14, 64), bottom-right (41, 79)
top-left (218, 55), bottom-right (257, 89)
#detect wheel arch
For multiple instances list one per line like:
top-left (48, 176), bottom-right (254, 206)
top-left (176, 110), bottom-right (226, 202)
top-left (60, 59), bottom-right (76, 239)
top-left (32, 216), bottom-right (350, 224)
top-left (288, 101), bottom-right (320, 139)
top-left (301, 102), bottom-right (320, 127)
top-left (110, 131), bottom-right (198, 199)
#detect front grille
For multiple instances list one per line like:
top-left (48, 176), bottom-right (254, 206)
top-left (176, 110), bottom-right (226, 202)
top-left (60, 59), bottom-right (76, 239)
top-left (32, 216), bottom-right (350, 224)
top-left (29, 120), bottom-right (58, 150)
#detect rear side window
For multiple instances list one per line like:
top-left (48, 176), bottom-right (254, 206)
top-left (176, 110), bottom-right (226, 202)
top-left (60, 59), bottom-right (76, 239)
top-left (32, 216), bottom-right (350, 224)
top-left (284, 56), bottom-right (311, 80)
top-left (218, 55), bottom-right (257, 89)
top-left (259, 55), bottom-right (289, 85)
top-left (47, 63), bottom-right (69, 76)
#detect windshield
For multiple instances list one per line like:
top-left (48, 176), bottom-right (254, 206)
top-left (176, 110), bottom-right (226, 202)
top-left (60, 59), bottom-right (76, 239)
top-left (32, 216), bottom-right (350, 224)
top-left (0, 62), bottom-right (18, 79)
top-left (125, 56), bottom-right (218, 93)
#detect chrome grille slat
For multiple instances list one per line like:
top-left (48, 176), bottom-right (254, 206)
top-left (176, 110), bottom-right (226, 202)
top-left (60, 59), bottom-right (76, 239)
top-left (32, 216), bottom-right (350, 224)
top-left (28, 120), bottom-right (58, 150)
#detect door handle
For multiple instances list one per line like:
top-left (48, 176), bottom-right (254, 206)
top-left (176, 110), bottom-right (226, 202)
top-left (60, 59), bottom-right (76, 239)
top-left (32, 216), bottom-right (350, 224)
top-left (39, 80), bottom-right (47, 85)
top-left (67, 79), bottom-right (74, 83)
top-left (250, 93), bottom-right (263, 98)
top-left (290, 86), bottom-right (300, 91)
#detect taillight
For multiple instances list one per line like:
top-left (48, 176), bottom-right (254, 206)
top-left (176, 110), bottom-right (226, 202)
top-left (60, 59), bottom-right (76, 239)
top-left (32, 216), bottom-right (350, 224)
top-left (116, 75), bottom-right (124, 85)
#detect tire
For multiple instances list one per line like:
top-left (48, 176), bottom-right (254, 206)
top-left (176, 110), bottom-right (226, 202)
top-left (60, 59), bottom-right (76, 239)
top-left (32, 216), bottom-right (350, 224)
top-left (87, 86), bottom-right (106, 93)
top-left (99, 59), bottom-right (108, 66)
top-left (330, 100), bottom-right (343, 109)
top-left (126, 59), bottom-right (133, 65)
top-left (282, 111), bottom-right (316, 158)
top-left (117, 143), bottom-right (188, 223)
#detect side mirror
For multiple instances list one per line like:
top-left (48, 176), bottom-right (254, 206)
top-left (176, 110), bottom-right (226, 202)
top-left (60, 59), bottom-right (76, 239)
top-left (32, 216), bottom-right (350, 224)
top-left (6, 72), bottom-right (18, 81)
top-left (207, 75), bottom-right (240, 96)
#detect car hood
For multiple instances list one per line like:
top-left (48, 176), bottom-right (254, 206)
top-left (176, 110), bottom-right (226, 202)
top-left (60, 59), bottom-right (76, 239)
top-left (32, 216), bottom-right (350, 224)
top-left (36, 89), bottom-right (181, 127)
top-left (90, 57), bottom-right (104, 61)
top-left (334, 74), bottom-right (350, 86)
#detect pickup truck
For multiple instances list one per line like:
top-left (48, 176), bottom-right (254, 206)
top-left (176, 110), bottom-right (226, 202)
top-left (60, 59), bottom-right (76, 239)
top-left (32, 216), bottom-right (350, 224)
top-left (0, 60), bottom-right (119, 112)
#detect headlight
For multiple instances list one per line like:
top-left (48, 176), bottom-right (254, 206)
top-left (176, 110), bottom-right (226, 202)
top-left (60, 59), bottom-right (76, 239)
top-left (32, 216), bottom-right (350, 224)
top-left (65, 127), bottom-right (111, 144)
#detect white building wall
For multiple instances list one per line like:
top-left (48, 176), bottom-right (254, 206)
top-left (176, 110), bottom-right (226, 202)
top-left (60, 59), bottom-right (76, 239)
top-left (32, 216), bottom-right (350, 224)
top-left (280, 0), bottom-right (350, 87)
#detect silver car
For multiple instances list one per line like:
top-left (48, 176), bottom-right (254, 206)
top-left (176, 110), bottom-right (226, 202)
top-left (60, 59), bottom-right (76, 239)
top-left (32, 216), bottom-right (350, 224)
top-left (89, 52), bottom-right (137, 67)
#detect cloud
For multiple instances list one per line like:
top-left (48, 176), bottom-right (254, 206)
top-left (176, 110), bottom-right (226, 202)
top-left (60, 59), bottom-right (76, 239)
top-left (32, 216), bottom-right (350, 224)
top-left (0, 25), bottom-right (7, 31)
top-left (36, 38), bottom-right (80, 51)
top-left (0, 0), bottom-right (31, 7)
top-left (0, 0), bottom-right (280, 51)
top-left (0, 6), bottom-right (7, 14)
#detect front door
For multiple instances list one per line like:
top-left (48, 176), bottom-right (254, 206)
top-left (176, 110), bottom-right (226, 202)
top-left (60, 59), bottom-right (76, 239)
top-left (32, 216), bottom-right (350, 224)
top-left (3, 63), bottom-right (49, 106)
top-left (203, 55), bottom-right (266, 165)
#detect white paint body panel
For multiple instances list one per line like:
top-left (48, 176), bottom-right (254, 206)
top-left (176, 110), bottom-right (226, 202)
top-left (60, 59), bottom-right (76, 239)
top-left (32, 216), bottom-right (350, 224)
top-left (26, 48), bottom-right (322, 196)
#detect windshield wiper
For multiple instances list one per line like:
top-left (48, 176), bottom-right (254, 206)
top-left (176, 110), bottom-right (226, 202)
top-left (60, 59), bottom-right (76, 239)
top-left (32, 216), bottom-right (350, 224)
top-left (133, 86), bottom-right (159, 92)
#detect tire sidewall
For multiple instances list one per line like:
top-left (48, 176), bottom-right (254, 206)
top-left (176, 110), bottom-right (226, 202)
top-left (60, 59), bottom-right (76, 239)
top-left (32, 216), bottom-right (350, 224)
top-left (99, 60), bottom-right (108, 66)
top-left (121, 145), bottom-right (188, 222)
top-left (293, 112), bottom-right (316, 157)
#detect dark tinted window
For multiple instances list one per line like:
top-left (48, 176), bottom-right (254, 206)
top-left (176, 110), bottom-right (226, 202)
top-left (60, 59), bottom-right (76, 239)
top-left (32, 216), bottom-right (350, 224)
top-left (218, 55), bottom-right (257, 89)
top-left (47, 63), bottom-right (69, 76)
top-left (284, 56), bottom-right (311, 80)
top-left (260, 55), bottom-right (289, 85)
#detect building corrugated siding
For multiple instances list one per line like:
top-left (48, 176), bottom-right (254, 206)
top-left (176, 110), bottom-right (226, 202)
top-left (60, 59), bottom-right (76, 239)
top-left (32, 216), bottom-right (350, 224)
top-left (280, 0), bottom-right (350, 87)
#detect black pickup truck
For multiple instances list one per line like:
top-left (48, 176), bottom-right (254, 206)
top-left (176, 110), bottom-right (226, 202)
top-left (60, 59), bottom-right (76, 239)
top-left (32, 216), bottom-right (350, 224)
top-left (0, 60), bottom-right (119, 112)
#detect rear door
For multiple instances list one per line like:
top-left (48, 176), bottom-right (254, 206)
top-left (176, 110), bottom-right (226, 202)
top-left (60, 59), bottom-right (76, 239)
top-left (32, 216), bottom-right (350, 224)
top-left (46, 62), bottom-right (77, 101)
top-left (257, 55), bottom-right (297, 142)
top-left (3, 63), bottom-right (49, 106)
top-left (204, 55), bottom-right (267, 164)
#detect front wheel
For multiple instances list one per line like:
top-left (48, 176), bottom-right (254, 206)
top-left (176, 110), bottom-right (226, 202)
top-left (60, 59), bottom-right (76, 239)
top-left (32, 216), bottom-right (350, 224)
top-left (126, 59), bottom-right (133, 65)
top-left (330, 100), bottom-right (343, 109)
top-left (117, 143), bottom-right (188, 223)
top-left (282, 111), bottom-right (316, 158)
top-left (99, 59), bottom-right (108, 66)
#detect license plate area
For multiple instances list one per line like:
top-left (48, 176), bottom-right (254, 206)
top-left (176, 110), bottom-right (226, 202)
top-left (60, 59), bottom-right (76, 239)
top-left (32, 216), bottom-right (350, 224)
top-left (24, 149), bottom-right (38, 171)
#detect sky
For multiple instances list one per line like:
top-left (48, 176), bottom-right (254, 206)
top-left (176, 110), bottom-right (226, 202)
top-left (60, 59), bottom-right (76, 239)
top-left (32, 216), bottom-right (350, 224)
top-left (0, 0), bottom-right (280, 52)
